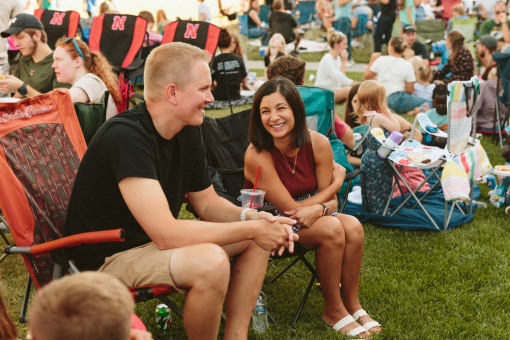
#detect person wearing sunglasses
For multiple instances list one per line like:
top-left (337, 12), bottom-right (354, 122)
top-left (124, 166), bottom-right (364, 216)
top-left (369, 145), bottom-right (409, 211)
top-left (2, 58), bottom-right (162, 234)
top-left (0, 13), bottom-right (71, 98)
top-left (52, 37), bottom-right (121, 120)
top-left (480, 1), bottom-right (510, 45)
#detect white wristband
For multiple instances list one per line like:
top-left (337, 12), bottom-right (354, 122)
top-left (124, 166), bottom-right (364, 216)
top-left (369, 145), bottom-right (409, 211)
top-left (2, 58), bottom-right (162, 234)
top-left (240, 208), bottom-right (255, 221)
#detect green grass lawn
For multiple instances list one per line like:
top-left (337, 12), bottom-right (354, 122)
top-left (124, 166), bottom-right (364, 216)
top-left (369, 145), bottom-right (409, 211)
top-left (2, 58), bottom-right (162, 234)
top-left (2, 70), bottom-right (509, 340)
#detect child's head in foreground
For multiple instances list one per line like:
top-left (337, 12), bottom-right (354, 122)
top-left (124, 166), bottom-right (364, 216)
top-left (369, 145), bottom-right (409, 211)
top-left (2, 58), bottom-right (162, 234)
top-left (432, 84), bottom-right (448, 116)
top-left (29, 272), bottom-right (134, 340)
top-left (355, 80), bottom-right (387, 125)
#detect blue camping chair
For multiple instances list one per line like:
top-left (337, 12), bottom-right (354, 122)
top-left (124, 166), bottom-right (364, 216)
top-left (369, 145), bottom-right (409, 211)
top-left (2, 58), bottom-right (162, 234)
top-left (492, 52), bottom-right (510, 147)
top-left (238, 13), bottom-right (259, 52)
top-left (293, 1), bottom-right (317, 25)
top-left (351, 13), bottom-right (372, 52)
top-left (259, 4), bottom-right (269, 24)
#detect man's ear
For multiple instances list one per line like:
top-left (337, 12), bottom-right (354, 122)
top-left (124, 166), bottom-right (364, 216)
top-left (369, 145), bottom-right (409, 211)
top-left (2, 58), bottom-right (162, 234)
top-left (165, 83), bottom-right (178, 105)
top-left (34, 30), bottom-right (42, 42)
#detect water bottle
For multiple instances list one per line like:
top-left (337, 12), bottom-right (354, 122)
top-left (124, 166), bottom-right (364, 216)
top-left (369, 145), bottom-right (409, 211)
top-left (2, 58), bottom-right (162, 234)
top-left (252, 291), bottom-right (269, 333)
top-left (377, 131), bottom-right (403, 159)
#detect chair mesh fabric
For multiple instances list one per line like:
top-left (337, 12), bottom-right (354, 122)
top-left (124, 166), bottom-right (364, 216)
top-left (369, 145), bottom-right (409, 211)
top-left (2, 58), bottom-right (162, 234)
top-left (0, 90), bottom-right (87, 289)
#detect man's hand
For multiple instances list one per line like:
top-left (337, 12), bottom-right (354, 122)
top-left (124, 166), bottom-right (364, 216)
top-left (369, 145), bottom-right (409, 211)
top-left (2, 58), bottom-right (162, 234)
top-left (249, 214), bottom-right (298, 256)
top-left (128, 329), bottom-right (153, 340)
top-left (0, 75), bottom-right (23, 94)
top-left (498, 11), bottom-right (507, 23)
top-left (284, 205), bottom-right (323, 228)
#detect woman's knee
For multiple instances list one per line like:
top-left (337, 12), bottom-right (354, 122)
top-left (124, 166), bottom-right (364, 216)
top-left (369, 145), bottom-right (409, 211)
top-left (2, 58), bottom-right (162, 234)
top-left (340, 215), bottom-right (364, 244)
top-left (318, 216), bottom-right (345, 247)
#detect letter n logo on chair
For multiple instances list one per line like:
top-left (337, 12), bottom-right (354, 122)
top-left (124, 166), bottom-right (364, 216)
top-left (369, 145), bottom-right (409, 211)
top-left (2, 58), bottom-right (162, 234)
top-left (112, 16), bottom-right (127, 30)
top-left (184, 23), bottom-right (199, 39)
top-left (49, 12), bottom-right (66, 25)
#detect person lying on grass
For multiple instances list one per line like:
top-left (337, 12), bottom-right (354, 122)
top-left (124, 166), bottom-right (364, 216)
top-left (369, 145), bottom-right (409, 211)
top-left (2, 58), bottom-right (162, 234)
top-left (244, 77), bottom-right (381, 338)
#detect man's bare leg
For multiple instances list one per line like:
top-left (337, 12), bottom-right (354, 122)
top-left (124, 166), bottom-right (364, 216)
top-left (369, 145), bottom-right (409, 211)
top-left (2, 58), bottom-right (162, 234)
top-left (170, 243), bottom-right (231, 340)
top-left (223, 240), bottom-right (270, 340)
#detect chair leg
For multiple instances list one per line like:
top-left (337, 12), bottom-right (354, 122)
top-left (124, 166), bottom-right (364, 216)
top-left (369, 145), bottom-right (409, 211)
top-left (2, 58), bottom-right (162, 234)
top-left (269, 257), bottom-right (300, 284)
top-left (291, 274), bottom-right (316, 329)
top-left (19, 276), bottom-right (32, 324)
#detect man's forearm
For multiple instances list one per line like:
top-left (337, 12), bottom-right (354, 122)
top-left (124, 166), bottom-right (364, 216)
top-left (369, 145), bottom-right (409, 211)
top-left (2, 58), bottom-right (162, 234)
top-left (25, 84), bottom-right (42, 98)
top-left (502, 21), bottom-right (510, 43)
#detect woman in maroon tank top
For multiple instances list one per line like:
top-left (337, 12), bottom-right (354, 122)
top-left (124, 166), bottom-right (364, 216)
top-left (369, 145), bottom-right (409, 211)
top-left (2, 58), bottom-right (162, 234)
top-left (245, 78), bottom-right (381, 337)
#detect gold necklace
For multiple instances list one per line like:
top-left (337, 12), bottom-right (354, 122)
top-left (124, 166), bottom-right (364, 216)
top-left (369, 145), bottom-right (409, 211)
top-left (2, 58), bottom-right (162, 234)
top-left (279, 148), bottom-right (299, 177)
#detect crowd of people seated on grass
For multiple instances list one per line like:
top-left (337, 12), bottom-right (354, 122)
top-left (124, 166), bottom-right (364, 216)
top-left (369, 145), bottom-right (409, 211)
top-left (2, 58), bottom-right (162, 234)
top-left (2, 1), bottom-right (510, 340)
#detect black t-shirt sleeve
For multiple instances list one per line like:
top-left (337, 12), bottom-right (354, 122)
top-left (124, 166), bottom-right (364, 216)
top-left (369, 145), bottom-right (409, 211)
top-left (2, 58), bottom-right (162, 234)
top-left (100, 123), bottom-right (158, 183)
top-left (187, 130), bottom-right (212, 192)
top-left (291, 15), bottom-right (297, 28)
top-left (239, 57), bottom-right (248, 79)
top-left (416, 43), bottom-right (430, 60)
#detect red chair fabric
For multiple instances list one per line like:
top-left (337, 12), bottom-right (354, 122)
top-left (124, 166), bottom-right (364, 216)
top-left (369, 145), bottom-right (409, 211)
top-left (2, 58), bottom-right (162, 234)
top-left (162, 20), bottom-right (221, 57)
top-left (89, 14), bottom-right (147, 69)
top-left (0, 90), bottom-right (87, 289)
top-left (33, 9), bottom-right (80, 50)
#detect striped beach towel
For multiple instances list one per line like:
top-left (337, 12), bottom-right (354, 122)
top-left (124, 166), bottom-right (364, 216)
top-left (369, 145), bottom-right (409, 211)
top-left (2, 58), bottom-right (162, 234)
top-left (453, 142), bottom-right (493, 181)
top-left (441, 161), bottom-right (471, 202)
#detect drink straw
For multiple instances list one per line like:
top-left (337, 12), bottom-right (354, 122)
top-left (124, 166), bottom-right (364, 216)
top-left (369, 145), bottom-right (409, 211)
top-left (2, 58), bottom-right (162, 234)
top-left (249, 166), bottom-right (261, 208)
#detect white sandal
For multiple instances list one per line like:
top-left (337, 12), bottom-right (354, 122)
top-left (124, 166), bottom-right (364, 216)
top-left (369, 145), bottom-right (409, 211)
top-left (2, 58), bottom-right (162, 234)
top-left (332, 315), bottom-right (369, 337)
top-left (352, 309), bottom-right (381, 333)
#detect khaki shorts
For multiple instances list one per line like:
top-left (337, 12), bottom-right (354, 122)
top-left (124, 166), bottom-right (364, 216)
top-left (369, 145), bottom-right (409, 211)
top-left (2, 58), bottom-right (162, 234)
top-left (98, 242), bottom-right (229, 295)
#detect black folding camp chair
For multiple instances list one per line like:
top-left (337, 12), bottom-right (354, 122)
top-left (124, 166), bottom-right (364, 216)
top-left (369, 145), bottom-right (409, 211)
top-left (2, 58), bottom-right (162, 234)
top-left (161, 20), bottom-right (221, 58)
top-left (88, 14), bottom-right (148, 79)
top-left (33, 9), bottom-right (81, 49)
top-left (200, 109), bottom-right (360, 328)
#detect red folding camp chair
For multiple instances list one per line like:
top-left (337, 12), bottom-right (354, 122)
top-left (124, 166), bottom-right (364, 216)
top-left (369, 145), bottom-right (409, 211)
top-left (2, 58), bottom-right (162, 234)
top-left (33, 9), bottom-right (80, 49)
top-left (0, 91), bottom-right (179, 323)
top-left (161, 20), bottom-right (221, 57)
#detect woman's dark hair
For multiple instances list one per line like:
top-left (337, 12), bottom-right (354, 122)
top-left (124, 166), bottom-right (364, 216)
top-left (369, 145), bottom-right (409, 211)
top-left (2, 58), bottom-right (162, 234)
top-left (447, 30), bottom-right (465, 64)
top-left (218, 28), bottom-right (232, 49)
top-left (0, 292), bottom-right (17, 340)
top-left (344, 83), bottom-right (361, 129)
top-left (249, 77), bottom-right (310, 151)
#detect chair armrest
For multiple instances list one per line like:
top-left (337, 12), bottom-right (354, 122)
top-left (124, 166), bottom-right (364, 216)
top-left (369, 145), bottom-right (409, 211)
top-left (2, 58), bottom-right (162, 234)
top-left (344, 169), bottom-right (362, 182)
top-left (27, 229), bottom-right (125, 256)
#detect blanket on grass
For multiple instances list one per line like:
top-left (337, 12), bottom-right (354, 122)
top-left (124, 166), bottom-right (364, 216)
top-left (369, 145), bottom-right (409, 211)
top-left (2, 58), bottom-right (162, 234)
top-left (342, 170), bottom-right (481, 231)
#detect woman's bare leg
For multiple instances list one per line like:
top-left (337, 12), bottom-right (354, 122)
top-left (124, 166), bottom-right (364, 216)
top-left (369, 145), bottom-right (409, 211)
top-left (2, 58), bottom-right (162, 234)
top-left (334, 87), bottom-right (352, 103)
top-left (335, 214), bottom-right (380, 332)
top-left (297, 216), bottom-right (370, 337)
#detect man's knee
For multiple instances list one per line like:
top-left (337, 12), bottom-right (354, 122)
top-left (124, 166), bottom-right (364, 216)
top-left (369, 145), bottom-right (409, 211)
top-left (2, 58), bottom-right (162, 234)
top-left (190, 244), bottom-right (230, 290)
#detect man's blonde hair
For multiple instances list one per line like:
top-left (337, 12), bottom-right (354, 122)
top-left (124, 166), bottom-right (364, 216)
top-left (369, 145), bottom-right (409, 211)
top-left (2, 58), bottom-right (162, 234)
top-left (144, 42), bottom-right (209, 101)
top-left (29, 272), bottom-right (134, 340)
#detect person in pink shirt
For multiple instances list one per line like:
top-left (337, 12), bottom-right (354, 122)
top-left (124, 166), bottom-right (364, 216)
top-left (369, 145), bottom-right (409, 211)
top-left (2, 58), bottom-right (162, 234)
top-left (138, 10), bottom-right (163, 47)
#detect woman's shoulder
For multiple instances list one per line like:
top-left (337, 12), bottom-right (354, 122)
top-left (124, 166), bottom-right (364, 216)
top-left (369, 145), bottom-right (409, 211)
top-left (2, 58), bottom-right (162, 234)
top-left (245, 144), bottom-right (273, 164)
top-left (309, 130), bottom-right (330, 154)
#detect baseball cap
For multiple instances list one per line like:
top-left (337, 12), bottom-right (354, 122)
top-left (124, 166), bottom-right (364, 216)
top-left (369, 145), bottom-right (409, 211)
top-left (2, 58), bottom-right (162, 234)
top-left (1, 14), bottom-right (45, 38)
top-left (476, 35), bottom-right (498, 49)
top-left (402, 25), bottom-right (416, 33)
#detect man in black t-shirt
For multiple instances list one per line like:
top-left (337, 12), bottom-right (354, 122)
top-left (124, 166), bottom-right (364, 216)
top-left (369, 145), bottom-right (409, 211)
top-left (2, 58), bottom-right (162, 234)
top-left (211, 28), bottom-right (248, 101)
top-left (269, 0), bottom-right (301, 52)
top-left (373, 0), bottom-right (397, 52)
top-left (64, 42), bottom-right (297, 339)
top-left (401, 25), bottom-right (430, 66)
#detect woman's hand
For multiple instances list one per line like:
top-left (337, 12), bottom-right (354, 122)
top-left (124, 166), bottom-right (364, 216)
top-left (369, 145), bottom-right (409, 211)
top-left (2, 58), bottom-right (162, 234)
top-left (332, 162), bottom-right (346, 186)
top-left (284, 204), bottom-right (324, 228)
top-left (340, 50), bottom-right (349, 62)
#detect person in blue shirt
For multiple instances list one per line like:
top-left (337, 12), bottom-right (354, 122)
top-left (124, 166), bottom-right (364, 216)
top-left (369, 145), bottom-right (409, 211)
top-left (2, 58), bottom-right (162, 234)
top-left (419, 84), bottom-right (448, 148)
top-left (84, 0), bottom-right (97, 17)
top-left (335, 0), bottom-right (355, 65)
